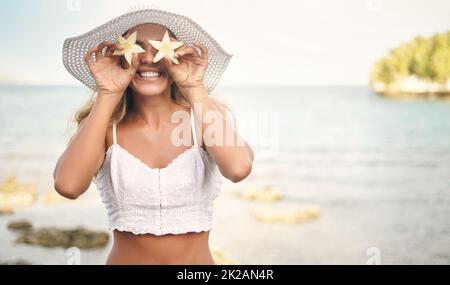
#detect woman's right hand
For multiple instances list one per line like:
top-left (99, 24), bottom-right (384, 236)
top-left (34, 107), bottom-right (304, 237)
top-left (84, 41), bottom-right (139, 99)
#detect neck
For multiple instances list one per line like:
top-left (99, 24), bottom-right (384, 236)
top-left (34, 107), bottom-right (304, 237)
top-left (130, 87), bottom-right (178, 128)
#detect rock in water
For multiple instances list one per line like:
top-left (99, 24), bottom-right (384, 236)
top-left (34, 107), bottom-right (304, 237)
top-left (12, 225), bottom-right (109, 249)
top-left (211, 247), bottom-right (239, 265)
top-left (0, 259), bottom-right (32, 265)
top-left (239, 186), bottom-right (283, 202)
top-left (7, 220), bottom-right (33, 231)
top-left (0, 207), bottom-right (14, 215)
top-left (0, 176), bottom-right (37, 211)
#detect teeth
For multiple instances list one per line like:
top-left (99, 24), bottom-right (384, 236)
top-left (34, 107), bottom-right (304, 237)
top-left (139, 71), bottom-right (161, 78)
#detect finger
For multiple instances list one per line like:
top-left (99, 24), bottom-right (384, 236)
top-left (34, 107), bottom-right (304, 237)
top-left (105, 46), bottom-right (123, 57)
top-left (175, 46), bottom-right (199, 58)
top-left (189, 56), bottom-right (205, 65)
top-left (179, 54), bottom-right (203, 64)
top-left (193, 42), bottom-right (208, 61)
top-left (95, 41), bottom-right (113, 59)
top-left (178, 54), bottom-right (203, 61)
top-left (120, 55), bottom-right (130, 69)
top-left (163, 56), bottom-right (174, 70)
top-left (105, 43), bottom-right (123, 57)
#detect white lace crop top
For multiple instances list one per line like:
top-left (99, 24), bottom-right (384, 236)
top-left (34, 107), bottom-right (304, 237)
top-left (93, 108), bottom-right (223, 235)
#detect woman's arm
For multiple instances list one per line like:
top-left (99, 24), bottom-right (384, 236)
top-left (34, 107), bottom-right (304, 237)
top-left (162, 42), bottom-right (253, 183)
top-left (53, 41), bottom-right (138, 199)
top-left (185, 85), bottom-right (254, 183)
top-left (53, 95), bottom-right (117, 199)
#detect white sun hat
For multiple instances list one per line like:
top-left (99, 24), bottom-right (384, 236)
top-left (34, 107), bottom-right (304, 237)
top-left (62, 8), bottom-right (232, 94)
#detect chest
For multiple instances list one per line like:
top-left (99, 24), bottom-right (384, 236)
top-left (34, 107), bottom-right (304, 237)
top-left (115, 127), bottom-right (200, 170)
top-left (102, 145), bottom-right (213, 206)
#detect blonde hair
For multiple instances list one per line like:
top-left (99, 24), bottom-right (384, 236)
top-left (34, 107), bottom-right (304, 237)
top-left (74, 83), bottom-right (189, 127)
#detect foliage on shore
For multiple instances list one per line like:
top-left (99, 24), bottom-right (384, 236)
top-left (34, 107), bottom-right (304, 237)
top-left (371, 31), bottom-right (450, 84)
top-left (371, 31), bottom-right (450, 97)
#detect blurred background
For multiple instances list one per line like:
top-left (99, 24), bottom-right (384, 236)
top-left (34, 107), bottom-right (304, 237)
top-left (0, 0), bottom-right (449, 265)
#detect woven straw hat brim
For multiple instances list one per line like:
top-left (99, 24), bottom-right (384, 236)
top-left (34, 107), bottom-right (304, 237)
top-left (62, 8), bottom-right (232, 94)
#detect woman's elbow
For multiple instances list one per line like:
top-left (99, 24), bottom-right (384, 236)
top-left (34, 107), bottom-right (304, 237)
top-left (226, 161), bottom-right (252, 183)
top-left (54, 180), bottom-right (82, 200)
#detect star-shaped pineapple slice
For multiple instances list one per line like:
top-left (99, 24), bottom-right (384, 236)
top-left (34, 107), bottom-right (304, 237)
top-left (148, 30), bottom-right (184, 64)
top-left (113, 31), bottom-right (145, 65)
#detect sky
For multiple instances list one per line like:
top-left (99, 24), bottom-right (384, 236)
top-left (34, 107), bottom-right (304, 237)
top-left (0, 0), bottom-right (449, 86)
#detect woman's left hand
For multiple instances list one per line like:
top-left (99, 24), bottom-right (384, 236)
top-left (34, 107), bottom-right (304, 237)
top-left (162, 42), bottom-right (208, 95)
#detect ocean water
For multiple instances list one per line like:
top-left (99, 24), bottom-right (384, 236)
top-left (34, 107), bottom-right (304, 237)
top-left (0, 85), bottom-right (450, 264)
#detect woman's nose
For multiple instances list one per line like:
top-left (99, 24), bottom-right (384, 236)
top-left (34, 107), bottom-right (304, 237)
top-left (139, 49), bottom-right (155, 64)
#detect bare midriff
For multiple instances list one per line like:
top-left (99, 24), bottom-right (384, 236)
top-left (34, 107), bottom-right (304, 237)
top-left (106, 230), bottom-right (215, 265)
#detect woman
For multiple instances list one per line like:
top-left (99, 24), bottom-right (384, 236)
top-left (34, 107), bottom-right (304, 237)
top-left (54, 9), bottom-right (253, 264)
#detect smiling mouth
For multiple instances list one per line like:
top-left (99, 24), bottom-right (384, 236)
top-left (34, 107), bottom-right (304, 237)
top-left (136, 71), bottom-right (164, 80)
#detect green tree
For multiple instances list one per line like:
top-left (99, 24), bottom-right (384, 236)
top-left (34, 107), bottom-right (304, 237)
top-left (371, 31), bottom-right (450, 84)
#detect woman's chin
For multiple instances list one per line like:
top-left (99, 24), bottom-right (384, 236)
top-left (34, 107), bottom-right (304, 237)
top-left (131, 73), bottom-right (171, 96)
